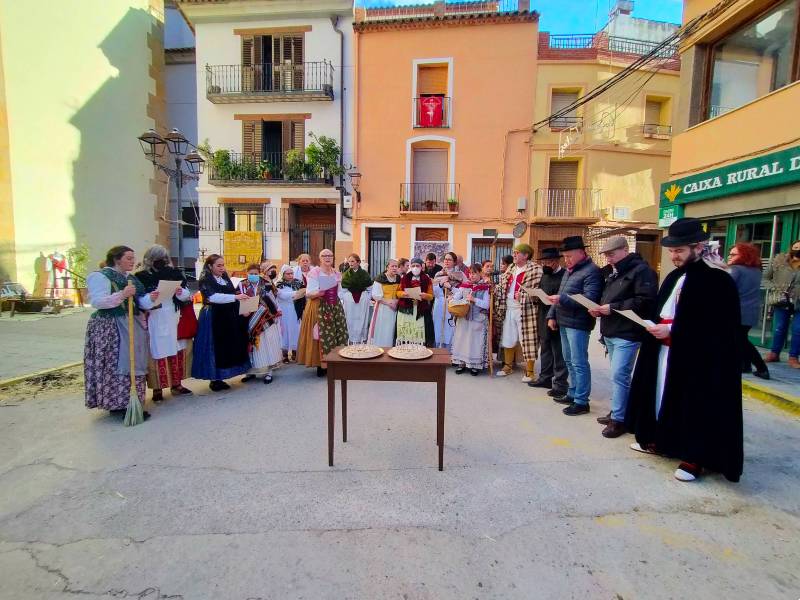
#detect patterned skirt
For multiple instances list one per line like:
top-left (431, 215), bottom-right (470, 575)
top-left (84, 315), bottom-right (146, 410)
top-left (318, 301), bottom-right (349, 356)
top-left (146, 342), bottom-right (191, 390)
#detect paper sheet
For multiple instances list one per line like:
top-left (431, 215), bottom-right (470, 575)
top-left (151, 279), bottom-right (181, 308)
top-left (614, 309), bottom-right (656, 329)
top-left (230, 276), bottom-right (242, 289)
top-left (404, 286), bottom-right (422, 300)
top-left (569, 293), bottom-right (601, 311)
top-left (238, 295), bottom-right (259, 315)
top-left (521, 285), bottom-right (552, 305)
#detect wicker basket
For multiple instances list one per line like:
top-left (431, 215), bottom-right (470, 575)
top-left (447, 300), bottom-right (469, 319)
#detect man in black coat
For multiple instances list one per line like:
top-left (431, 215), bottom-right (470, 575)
top-left (588, 237), bottom-right (657, 438)
top-left (625, 218), bottom-right (743, 483)
top-left (528, 248), bottom-right (568, 396)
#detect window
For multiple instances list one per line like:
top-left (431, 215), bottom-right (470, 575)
top-left (182, 204), bottom-right (199, 239)
top-left (226, 206), bottom-right (263, 232)
top-left (643, 96), bottom-right (672, 137)
top-left (706, 0), bottom-right (799, 120)
top-left (414, 63), bottom-right (450, 127)
top-left (241, 33), bottom-right (304, 92)
top-left (550, 89), bottom-right (581, 129)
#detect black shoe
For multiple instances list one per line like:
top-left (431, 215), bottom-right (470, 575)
top-left (263, 375), bottom-right (273, 384)
top-left (455, 366), bottom-right (466, 374)
top-left (563, 402), bottom-right (590, 416)
top-left (143, 411), bottom-right (151, 421)
top-left (596, 411), bottom-right (612, 425)
top-left (753, 369), bottom-right (770, 380)
top-left (553, 394), bottom-right (574, 405)
top-left (209, 380), bottom-right (228, 392)
top-left (242, 374), bottom-right (256, 383)
top-left (528, 378), bottom-right (552, 389)
top-left (470, 369), bottom-right (480, 376)
top-left (151, 390), bottom-right (163, 402)
top-left (316, 367), bottom-right (327, 378)
top-left (547, 389), bottom-right (567, 398)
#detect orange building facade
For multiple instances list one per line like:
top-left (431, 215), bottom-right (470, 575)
top-left (351, 2), bottom-right (538, 275)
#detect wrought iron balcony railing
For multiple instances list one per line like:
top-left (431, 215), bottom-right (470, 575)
top-left (399, 183), bottom-right (460, 212)
top-left (533, 188), bottom-right (601, 219)
top-left (208, 151), bottom-right (329, 185)
top-left (413, 97), bottom-right (451, 128)
top-left (206, 62), bottom-right (334, 103)
top-left (550, 115), bottom-right (583, 130)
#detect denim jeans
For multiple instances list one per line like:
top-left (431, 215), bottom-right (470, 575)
top-left (603, 337), bottom-right (640, 422)
top-left (560, 327), bottom-right (591, 405)
top-left (771, 307), bottom-right (800, 358)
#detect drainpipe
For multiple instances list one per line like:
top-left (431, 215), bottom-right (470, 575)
top-left (331, 15), bottom-right (350, 237)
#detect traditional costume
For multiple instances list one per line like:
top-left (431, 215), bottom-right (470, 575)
top-left (494, 260), bottom-right (543, 380)
top-left (239, 278), bottom-right (283, 382)
top-left (450, 282), bottom-right (491, 372)
top-left (275, 266), bottom-right (305, 356)
top-left (191, 273), bottom-right (251, 382)
top-left (297, 267), bottom-right (349, 368)
top-left (369, 272), bottom-right (400, 347)
top-left (84, 267), bottom-right (152, 411)
top-left (396, 268), bottom-right (435, 347)
top-left (432, 269), bottom-right (465, 348)
top-left (625, 219), bottom-right (743, 482)
top-left (340, 265), bottom-right (373, 343)
top-left (134, 264), bottom-right (193, 393)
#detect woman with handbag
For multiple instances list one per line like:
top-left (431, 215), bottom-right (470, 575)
top-left (727, 243), bottom-right (770, 379)
top-left (764, 239), bottom-right (800, 368)
top-left (135, 245), bottom-right (194, 401)
top-left (450, 264), bottom-right (491, 375)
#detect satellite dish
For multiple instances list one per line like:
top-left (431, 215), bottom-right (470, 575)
top-left (513, 221), bottom-right (528, 239)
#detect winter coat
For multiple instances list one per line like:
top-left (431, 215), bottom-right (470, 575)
top-left (599, 253), bottom-right (658, 341)
top-left (546, 257), bottom-right (603, 331)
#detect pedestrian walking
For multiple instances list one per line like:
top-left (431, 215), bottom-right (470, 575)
top-left (547, 236), bottom-right (603, 416)
top-left (134, 245), bottom-right (194, 402)
top-left (528, 248), bottom-right (568, 397)
top-left (494, 243), bottom-right (543, 382)
top-left (84, 246), bottom-right (156, 418)
top-left (727, 243), bottom-right (770, 379)
top-left (191, 254), bottom-right (251, 391)
top-left (587, 237), bottom-right (658, 437)
top-left (625, 218), bottom-right (743, 483)
top-left (764, 239), bottom-right (800, 368)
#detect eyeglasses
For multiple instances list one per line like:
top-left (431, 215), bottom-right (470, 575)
top-left (320, 254), bottom-right (334, 258)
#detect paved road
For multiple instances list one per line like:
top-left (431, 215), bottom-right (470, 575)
top-left (0, 341), bottom-right (798, 599)
top-left (0, 309), bottom-right (91, 380)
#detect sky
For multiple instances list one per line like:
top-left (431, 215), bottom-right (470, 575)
top-left (356, 0), bottom-right (684, 34)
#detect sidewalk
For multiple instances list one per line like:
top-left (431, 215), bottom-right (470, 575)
top-left (0, 307), bottom-right (91, 381)
top-left (742, 353), bottom-right (800, 413)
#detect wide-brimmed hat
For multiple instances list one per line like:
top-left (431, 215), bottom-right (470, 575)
top-left (599, 236), bottom-right (629, 254)
top-left (538, 247), bottom-right (561, 260)
top-left (560, 236), bottom-right (586, 251)
top-left (661, 217), bottom-right (709, 247)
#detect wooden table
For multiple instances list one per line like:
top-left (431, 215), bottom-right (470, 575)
top-left (324, 347), bottom-right (452, 471)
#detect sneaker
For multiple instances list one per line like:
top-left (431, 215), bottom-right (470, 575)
top-left (674, 462), bottom-right (701, 482)
top-left (601, 420), bottom-right (627, 438)
top-left (596, 412), bottom-right (612, 425)
top-left (496, 368), bottom-right (511, 377)
top-left (562, 402), bottom-right (590, 416)
top-left (552, 394), bottom-right (574, 405)
top-left (521, 374), bottom-right (533, 383)
top-left (629, 442), bottom-right (657, 455)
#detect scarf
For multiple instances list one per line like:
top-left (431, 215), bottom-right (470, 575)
top-left (398, 271), bottom-right (432, 317)
top-left (134, 264), bottom-right (187, 311)
top-left (341, 266), bottom-right (373, 303)
top-left (375, 272), bottom-right (399, 285)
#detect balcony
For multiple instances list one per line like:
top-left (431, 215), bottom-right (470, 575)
top-left (208, 152), bottom-right (330, 186)
top-left (532, 188), bottom-right (601, 221)
top-left (413, 97), bottom-right (451, 128)
top-left (539, 33), bottom-right (681, 71)
top-left (205, 61), bottom-right (334, 104)
top-left (550, 115), bottom-right (583, 131)
top-left (399, 183), bottom-right (460, 214)
top-left (642, 123), bottom-right (672, 139)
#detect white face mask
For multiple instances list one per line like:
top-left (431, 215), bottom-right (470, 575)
top-left (411, 266), bottom-right (422, 276)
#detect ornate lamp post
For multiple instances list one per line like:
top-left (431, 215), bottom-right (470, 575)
top-left (348, 167), bottom-right (362, 203)
top-left (137, 128), bottom-right (205, 274)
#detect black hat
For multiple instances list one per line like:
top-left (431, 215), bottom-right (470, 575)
top-left (661, 217), bottom-right (709, 247)
top-left (538, 247), bottom-right (561, 260)
top-left (560, 236), bottom-right (586, 251)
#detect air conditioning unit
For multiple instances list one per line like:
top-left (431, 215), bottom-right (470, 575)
top-left (613, 206), bottom-right (631, 221)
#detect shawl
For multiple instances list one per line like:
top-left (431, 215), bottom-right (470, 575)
top-left (240, 281), bottom-right (279, 349)
top-left (398, 272), bottom-right (432, 317)
top-left (134, 264), bottom-right (187, 311)
top-left (374, 273), bottom-right (400, 285)
top-left (276, 277), bottom-right (306, 320)
top-left (97, 267), bottom-right (146, 317)
top-left (341, 266), bottom-right (373, 303)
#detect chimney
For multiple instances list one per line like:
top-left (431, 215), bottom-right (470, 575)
top-left (609, 0), bottom-right (634, 19)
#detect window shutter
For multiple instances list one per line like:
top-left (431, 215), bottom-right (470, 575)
top-left (291, 120), bottom-right (305, 151)
top-left (242, 36), bottom-right (253, 92)
top-left (254, 122), bottom-right (263, 158)
top-left (282, 120), bottom-right (292, 153)
top-left (551, 91), bottom-right (579, 117)
top-left (417, 65), bottom-right (448, 96)
top-left (548, 161), bottom-right (579, 189)
top-left (645, 100), bottom-right (662, 125)
top-left (242, 120), bottom-right (255, 157)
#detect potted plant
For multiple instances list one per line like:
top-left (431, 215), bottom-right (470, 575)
top-left (423, 200), bottom-right (436, 212)
top-left (305, 132), bottom-right (344, 184)
top-left (257, 160), bottom-right (273, 180)
top-left (67, 243), bottom-right (90, 303)
top-left (284, 149), bottom-right (305, 181)
top-left (447, 197), bottom-right (459, 212)
top-left (400, 198), bottom-right (409, 211)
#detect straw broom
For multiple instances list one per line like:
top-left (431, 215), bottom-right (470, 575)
top-left (124, 291), bottom-right (144, 427)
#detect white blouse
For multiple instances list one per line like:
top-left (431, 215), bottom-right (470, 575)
top-left (87, 271), bottom-right (155, 311)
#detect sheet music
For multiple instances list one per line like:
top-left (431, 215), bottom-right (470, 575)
top-left (151, 280), bottom-right (181, 308)
top-left (521, 285), bottom-right (552, 305)
top-left (614, 309), bottom-right (656, 329)
top-left (569, 293), bottom-right (601, 311)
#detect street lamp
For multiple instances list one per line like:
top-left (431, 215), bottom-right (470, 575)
top-left (138, 127), bottom-right (205, 275)
top-left (348, 168), bottom-right (362, 203)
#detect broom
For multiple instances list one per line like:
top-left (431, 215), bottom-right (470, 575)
top-left (124, 290), bottom-right (145, 426)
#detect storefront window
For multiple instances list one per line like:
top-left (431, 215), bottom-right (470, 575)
top-left (735, 215), bottom-right (783, 263)
top-left (707, 0), bottom-right (799, 119)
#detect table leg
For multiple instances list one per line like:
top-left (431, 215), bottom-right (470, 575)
top-left (328, 371), bottom-right (335, 467)
top-left (341, 379), bottom-right (348, 443)
top-left (437, 375), bottom-right (445, 471)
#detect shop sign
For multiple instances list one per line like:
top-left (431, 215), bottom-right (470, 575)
top-left (658, 204), bottom-right (684, 228)
top-left (659, 145), bottom-right (800, 206)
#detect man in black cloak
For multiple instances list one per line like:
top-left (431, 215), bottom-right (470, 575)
top-left (625, 218), bottom-right (743, 483)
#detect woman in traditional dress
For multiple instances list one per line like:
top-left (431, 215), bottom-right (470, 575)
top-left (134, 245), bottom-right (193, 401)
top-left (293, 253), bottom-right (312, 286)
top-left (297, 249), bottom-right (349, 376)
top-left (340, 253), bottom-right (373, 343)
top-left (451, 264), bottom-right (492, 375)
top-left (191, 254), bottom-right (251, 391)
top-left (239, 264), bottom-right (283, 384)
top-left (369, 259), bottom-right (400, 347)
top-left (275, 265), bottom-right (305, 362)
top-left (396, 257), bottom-right (436, 347)
top-left (432, 251), bottom-right (465, 348)
top-left (84, 245), bottom-right (158, 419)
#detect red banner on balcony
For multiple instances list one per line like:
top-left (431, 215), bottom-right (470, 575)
top-left (418, 96), bottom-right (444, 127)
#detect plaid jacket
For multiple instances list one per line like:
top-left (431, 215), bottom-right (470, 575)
top-left (493, 261), bottom-right (544, 362)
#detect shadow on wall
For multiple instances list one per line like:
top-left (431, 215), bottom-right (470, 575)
top-left (69, 6), bottom-right (162, 271)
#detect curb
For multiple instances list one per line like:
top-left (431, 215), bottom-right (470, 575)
top-left (0, 361), bottom-right (83, 389)
top-left (742, 379), bottom-right (800, 416)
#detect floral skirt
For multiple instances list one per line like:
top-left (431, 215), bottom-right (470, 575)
top-left (84, 315), bottom-right (146, 410)
top-left (297, 298), bottom-right (348, 367)
top-left (319, 301), bottom-right (348, 356)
